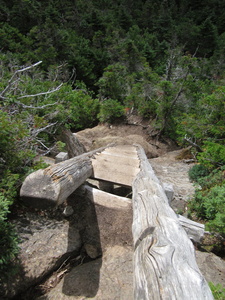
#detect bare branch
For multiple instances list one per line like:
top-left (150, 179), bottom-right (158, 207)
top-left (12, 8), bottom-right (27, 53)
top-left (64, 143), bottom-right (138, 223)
top-left (53, 62), bottom-right (68, 82)
top-left (184, 135), bottom-right (203, 152)
top-left (17, 83), bottom-right (63, 99)
top-left (15, 61), bottom-right (43, 73)
top-left (16, 101), bottom-right (59, 109)
top-left (34, 140), bottom-right (57, 155)
top-left (30, 122), bottom-right (58, 136)
top-left (0, 61), bottom-right (42, 99)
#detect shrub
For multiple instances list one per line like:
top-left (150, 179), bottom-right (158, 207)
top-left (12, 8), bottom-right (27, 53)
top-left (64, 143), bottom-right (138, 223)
top-left (208, 282), bottom-right (225, 300)
top-left (188, 167), bottom-right (225, 235)
top-left (0, 173), bottom-right (20, 274)
top-left (207, 213), bottom-right (225, 235)
top-left (188, 164), bottom-right (210, 182)
top-left (198, 142), bottom-right (225, 168)
top-left (197, 166), bottom-right (225, 189)
top-left (0, 220), bottom-right (19, 275)
top-left (203, 185), bottom-right (225, 220)
top-left (98, 99), bottom-right (125, 123)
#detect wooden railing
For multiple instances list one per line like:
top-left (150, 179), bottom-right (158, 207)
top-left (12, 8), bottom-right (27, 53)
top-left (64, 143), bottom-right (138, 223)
top-left (132, 146), bottom-right (213, 299)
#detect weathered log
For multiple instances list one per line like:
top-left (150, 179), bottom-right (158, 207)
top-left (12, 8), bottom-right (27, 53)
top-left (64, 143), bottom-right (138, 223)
top-left (20, 147), bottom-right (107, 208)
top-left (177, 214), bottom-right (205, 244)
top-left (132, 146), bottom-right (213, 300)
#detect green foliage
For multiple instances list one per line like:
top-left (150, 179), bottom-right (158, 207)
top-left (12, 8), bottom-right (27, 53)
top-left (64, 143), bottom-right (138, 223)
top-left (208, 282), bottom-right (225, 300)
top-left (97, 63), bottom-right (128, 102)
top-left (98, 99), bottom-right (125, 123)
top-left (188, 164), bottom-right (210, 183)
top-left (203, 185), bottom-right (225, 220)
top-left (197, 166), bottom-right (225, 190)
top-left (207, 213), bottom-right (225, 235)
top-left (0, 59), bottom-right (101, 273)
top-left (97, 61), bottom-right (159, 119)
top-left (0, 110), bottom-right (35, 174)
top-left (176, 85), bottom-right (225, 143)
top-left (188, 167), bottom-right (225, 235)
top-left (0, 221), bottom-right (19, 274)
top-left (198, 142), bottom-right (225, 168)
top-left (0, 173), bottom-right (20, 273)
top-left (53, 85), bottom-right (100, 130)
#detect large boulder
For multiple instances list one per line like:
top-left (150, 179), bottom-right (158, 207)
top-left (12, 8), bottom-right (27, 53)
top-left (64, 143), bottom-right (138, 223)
top-left (0, 212), bottom-right (81, 299)
top-left (37, 246), bottom-right (133, 300)
top-left (196, 251), bottom-right (225, 287)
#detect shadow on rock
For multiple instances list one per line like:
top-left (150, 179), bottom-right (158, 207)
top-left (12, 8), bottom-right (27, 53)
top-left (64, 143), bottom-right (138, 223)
top-left (62, 191), bottom-right (102, 298)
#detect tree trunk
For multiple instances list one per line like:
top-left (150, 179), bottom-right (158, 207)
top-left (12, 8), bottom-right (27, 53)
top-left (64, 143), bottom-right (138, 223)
top-left (132, 146), bottom-right (213, 300)
top-left (60, 128), bottom-right (87, 158)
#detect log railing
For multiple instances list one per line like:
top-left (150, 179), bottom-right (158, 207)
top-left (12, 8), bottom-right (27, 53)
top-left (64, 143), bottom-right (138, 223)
top-left (132, 146), bottom-right (213, 299)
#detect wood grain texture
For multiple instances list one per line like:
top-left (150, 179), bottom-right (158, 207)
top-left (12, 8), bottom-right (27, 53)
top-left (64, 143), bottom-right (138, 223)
top-left (20, 147), bottom-right (108, 208)
top-left (91, 145), bottom-right (140, 186)
top-left (132, 146), bottom-right (213, 300)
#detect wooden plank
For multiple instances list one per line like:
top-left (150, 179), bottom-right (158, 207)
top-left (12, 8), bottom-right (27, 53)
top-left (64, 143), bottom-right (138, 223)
top-left (78, 184), bottom-right (131, 209)
top-left (132, 146), bottom-right (213, 300)
top-left (91, 158), bottom-right (140, 186)
top-left (178, 214), bottom-right (205, 243)
top-left (91, 145), bottom-right (140, 186)
top-left (101, 146), bottom-right (137, 158)
top-left (93, 152), bottom-right (140, 168)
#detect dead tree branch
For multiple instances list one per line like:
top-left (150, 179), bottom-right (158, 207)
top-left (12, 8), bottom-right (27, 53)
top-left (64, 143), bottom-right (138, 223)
top-left (0, 61), bottom-right (42, 100)
top-left (17, 83), bottom-right (63, 99)
top-left (184, 135), bottom-right (203, 152)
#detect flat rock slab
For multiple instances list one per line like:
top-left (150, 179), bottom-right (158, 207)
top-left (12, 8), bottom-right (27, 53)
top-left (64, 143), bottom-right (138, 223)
top-left (0, 216), bottom-right (81, 299)
top-left (196, 251), bottom-right (225, 287)
top-left (149, 149), bottom-right (196, 213)
top-left (37, 245), bottom-right (133, 300)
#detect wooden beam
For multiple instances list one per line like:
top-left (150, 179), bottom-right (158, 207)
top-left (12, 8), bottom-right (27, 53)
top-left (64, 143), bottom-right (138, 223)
top-left (78, 184), bottom-right (131, 209)
top-left (132, 146), bottom-right (213, 300)
top-left (20, 147), bottom-right (108, 208)
top-left (177, 214), bottom-right (205, 244)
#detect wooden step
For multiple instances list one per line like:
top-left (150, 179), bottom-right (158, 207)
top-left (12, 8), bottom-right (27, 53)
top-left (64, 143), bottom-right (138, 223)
top-left (91, 145), bottom-right (140, 186)
top-left (92, 153), bottom-right (140, 168)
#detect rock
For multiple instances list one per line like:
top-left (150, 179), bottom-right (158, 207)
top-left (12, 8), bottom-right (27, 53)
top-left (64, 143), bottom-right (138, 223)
top-left (62, 205), bottom-right (74, 217)
top-left (55, 152), bottom-right (68, 163)
top-left (149, 149), bottom-right (196, 213)
top-left (76, 124), bottom-right (171, 156)
top-left (196, 251), bottom-right (225, 287)
top-left (0, 215), bottom-right (81, 299)
top-left (37, 246), bottom-right (133, 300)
top-left (162, 182), bottom-right (174, 204)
